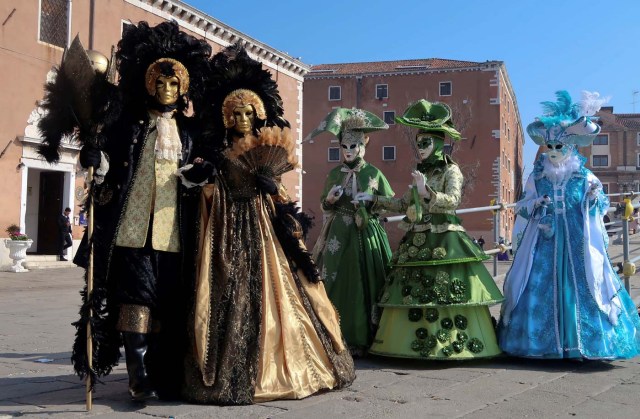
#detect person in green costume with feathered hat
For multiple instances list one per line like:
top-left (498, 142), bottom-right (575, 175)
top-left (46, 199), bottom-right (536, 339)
top-left (356, 99), bottom-right (504, 360)
top-left (308, 107), bottom-right (394, 356)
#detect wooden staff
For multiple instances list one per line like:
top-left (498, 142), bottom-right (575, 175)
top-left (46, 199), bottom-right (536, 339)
top-left (86, 165), bottom-right (94, 411)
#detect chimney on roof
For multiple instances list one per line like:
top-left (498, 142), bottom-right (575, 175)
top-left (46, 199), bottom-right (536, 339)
top-left (600, 106), bottom-right (614, 113)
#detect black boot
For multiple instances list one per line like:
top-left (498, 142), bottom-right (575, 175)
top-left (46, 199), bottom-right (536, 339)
top-left (122, 332), bottom-right (158, 402)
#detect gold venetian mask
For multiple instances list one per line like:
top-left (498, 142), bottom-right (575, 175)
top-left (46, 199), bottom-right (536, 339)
top-left (144, 57), bottom-right (189, 103)
top-left (154, 75), bottom-right (180, 106)
top-left (222, 89), bottom-right (266, 130)
top-left (231, 104), bottom-right (256, 135)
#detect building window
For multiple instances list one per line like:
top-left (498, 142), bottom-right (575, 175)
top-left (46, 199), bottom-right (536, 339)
top-left (593, 134), bottom-right (608, 145)
top-left (637, 132), bottom-right (640, 146)
top-left (439, 81), bottom-right (452, 96)
top-left (383, 111), bottom-right (395, 125)
top-left (39, 0), bottom-right (69, 48)
top-left (328, 86), bottom-right (341, 101)
top-left (602, 183), bottom-right (609, 195)
top-left (382, 146), bottom-right (396, 161)
top-left (637, 153), bottom-right (640, 167)
top-left (328, 147), bottom-right (340, 162)
top-left (592, 155), bottom-right (608, 167)
top-left (376, 84), bottom-right (388, 99)
top-left (443, 144), bottom-right (453, 156)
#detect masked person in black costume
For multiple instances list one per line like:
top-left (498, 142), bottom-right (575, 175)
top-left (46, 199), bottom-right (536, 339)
top-left (38, 21), bottom-right (212, 402)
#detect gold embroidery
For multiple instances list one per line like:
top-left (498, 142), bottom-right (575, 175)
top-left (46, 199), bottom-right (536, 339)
top-left (117, 304), bottom-right (152, 333)
top-left (116, 117), bottom-right (180, 252)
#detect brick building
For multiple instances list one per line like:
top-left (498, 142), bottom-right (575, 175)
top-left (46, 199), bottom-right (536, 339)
top-left (581, 107), bottom-right (640, 195)
top-left (0, 0), bottom-right (307, 265)
top-left (302, 59), bottom-right (524, 248)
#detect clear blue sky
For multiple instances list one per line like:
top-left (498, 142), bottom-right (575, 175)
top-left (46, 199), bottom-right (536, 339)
top-left (189, 0), bottom-right (640, 177)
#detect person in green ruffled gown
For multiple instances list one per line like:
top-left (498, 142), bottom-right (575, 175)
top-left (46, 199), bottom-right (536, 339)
top-left (309, 108), bottom-right (394, 354)
top-left (357, 100), bottom-right (504, 360)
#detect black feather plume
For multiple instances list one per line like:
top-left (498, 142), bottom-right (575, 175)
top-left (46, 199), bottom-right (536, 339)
top-left (271, 201), bottom-right (320, 283)
top-left (116, 20), bottom-right (211, 114)
top-left (37, 69), bottom-right (79, 163)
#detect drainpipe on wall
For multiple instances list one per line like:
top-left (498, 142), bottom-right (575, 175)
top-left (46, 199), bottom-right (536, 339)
top-left (623, 129), bottom-right (628, 167)
top-left (89, 0), bottom-right (95, 49)
top-left (67, 0), bottom-right (72, 48)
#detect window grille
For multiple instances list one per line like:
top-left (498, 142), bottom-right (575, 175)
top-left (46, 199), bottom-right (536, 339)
top-left (592, 155), bottom-right (608, 166)
top-left (593, 134), bottom-right (608, 145)
top-left (383, 111), bottom-right (395, 125)
top-left (376, 84), bottom-right (388, 99)
top-left (328, 86), bottom-right (341, 101)
top-left (328, 147), bottom-right (340, 162)
top-left (382, 146), bottom-right (396, 161)
top-left (39, 0), bottom-right (69, 48)
top-left (439, 81), bottom-right (452, 96)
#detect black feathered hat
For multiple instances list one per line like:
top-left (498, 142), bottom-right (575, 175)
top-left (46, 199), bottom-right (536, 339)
top-left (116, 20), bottom-right (211, 112)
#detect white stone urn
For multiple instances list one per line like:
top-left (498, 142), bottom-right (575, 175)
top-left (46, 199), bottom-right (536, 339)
top-left (5, 239), bottom-right (33, 272)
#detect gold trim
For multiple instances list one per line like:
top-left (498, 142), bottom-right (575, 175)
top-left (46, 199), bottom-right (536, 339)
top-left (145, 57), bottom-right (190, 97)
top-left (116, 304), bottom-right (153, 333)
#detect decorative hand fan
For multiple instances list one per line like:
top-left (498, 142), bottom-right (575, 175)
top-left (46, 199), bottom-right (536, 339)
top-left (226, 126), bottom-right (299, 177)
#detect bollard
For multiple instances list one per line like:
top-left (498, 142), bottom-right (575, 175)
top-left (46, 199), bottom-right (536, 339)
top-left (492, 200), bottom-right (500, 277)
top-left (622, 218), bottom-right (631, 293)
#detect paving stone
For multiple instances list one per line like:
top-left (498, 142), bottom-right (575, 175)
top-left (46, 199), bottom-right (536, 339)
top-left (469, 387), bottom-right (589, 418)
top-left (360, 375), bottom-right (461, 404)
top-left (567, 397), bottom-right (639, 418)
top-left (430, 373), bottom-right (535, 404)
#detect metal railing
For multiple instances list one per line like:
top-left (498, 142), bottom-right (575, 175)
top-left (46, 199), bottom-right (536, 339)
top-left (382, 191), bottom-right (639, 292)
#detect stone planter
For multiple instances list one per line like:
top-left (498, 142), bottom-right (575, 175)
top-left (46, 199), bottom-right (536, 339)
top-left (5, 239), bottom-right (33, 272)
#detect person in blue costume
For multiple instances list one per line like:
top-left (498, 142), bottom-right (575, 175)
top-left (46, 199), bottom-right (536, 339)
top-left (499, 90), bottom-right (640, 360)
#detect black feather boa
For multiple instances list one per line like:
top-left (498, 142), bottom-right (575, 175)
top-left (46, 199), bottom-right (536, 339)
top-left (270, 201), bottom-right (321, 283)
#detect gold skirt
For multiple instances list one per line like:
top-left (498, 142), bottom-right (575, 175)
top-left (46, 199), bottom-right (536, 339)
top-left (184, 182), bottom-right (353, 405)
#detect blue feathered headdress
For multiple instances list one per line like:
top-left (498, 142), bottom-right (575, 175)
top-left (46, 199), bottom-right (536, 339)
top-left (527, 90), bottom-right (605, 146)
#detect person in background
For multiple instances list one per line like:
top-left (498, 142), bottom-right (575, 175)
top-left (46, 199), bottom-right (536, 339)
top-left (57, 207), bottom-right (72, 261)
top-left (477, 235), bottom-right (485, 250)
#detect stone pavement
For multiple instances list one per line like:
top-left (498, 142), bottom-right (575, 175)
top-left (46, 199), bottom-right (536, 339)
top-left (1, 239), bottom-right (639, 418)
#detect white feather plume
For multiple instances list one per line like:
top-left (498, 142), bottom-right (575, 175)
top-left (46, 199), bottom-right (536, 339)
top-left (579, 91), bottom-right (610, 116)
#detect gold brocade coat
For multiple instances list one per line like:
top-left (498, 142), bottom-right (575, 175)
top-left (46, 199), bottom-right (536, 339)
top-left (115, 115), bottom-right (180, 251)
top-left (182, 158), bottom-right (355, 405)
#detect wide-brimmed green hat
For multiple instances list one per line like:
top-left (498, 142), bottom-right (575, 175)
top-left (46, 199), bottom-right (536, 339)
top-left (395, 99), bottom-right (461, 140)
top-left (305, 107), bottom-right (388, 141)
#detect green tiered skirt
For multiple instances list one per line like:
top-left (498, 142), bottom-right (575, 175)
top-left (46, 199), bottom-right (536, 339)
top-left (370, 224), bottom-right (503, 360)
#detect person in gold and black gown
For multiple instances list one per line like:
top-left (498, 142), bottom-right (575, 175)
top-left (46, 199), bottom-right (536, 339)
top-left (179, 44), bottom-right (355, 405)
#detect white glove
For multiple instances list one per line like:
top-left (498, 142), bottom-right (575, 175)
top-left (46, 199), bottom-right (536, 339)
top-left (325, 185), bottom-right (343, 204)
top-left (353, 192), bottom-right (373, 202)
top-left (535, 195), bottom-right (552, 207)
top-left (411, 170), bottom-right (430, 199)
top-left (588, 182), bottom-right (601, 198)
top-left (93, 151), bottom-right (110, 185)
